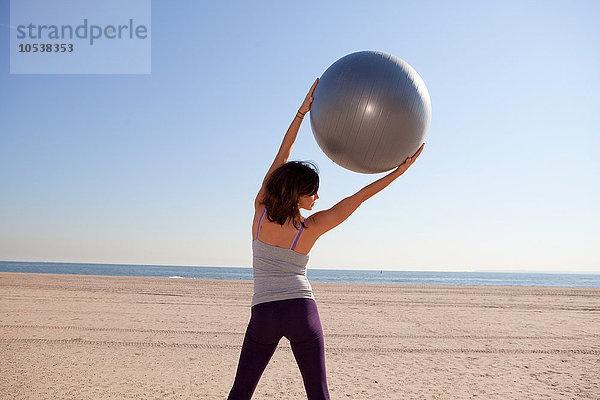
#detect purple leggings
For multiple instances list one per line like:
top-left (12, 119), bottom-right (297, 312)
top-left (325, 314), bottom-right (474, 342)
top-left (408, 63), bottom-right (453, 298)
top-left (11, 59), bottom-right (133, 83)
top-left (228, 298), bottom-right (330, 400)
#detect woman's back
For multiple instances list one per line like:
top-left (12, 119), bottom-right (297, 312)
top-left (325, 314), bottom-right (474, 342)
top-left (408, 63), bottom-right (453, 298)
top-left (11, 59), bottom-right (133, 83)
top-left (252, 206), bottom-right (315, 306)
top-left (252, 205), bottom-right (318, 255)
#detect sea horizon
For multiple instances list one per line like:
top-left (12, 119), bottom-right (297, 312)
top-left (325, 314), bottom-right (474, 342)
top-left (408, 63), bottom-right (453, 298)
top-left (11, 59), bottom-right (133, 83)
top-left (1, 261), bottom-right (599, 288)
top-left (1, 259), bottom-right (598, 275)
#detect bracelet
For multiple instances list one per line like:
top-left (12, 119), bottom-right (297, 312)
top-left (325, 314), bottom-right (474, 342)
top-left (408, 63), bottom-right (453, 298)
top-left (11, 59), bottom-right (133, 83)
top-left (296, 112), bottom-right (305, 119)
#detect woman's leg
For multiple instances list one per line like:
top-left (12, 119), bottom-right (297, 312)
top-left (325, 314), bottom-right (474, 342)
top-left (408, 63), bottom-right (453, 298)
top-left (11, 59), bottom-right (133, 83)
top-left (228, 302), bottom-right (281, 400)
top-left (228, 333), bottom-right (278, 400)
top-left (283, 299), bottom-right (330, 400)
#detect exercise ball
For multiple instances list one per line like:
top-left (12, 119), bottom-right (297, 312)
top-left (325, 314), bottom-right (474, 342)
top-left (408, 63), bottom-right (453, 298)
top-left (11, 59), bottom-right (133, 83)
top-left (310, 51), bottom-right (431, 174)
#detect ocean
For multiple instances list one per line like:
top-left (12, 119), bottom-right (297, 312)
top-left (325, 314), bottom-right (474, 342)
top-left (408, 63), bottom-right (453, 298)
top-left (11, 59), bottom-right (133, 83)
top-left (1, 261), bottom-right (599, 288)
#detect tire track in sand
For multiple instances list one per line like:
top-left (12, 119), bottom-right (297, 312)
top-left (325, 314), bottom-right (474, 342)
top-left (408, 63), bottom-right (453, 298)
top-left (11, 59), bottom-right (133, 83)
top-left (1, 337), bottom-right (599, 355)
top-left (1, 324), bottom-right (599, 341)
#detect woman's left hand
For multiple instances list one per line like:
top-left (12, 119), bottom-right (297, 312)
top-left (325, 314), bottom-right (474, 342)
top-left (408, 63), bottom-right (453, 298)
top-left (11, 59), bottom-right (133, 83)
top-left (299, 78), bottom-right (319, 115)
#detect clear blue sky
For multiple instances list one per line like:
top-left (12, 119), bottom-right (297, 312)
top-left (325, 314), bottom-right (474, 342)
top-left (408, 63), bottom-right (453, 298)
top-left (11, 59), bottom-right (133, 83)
top-left (1, 0), bottom-right (598, 272)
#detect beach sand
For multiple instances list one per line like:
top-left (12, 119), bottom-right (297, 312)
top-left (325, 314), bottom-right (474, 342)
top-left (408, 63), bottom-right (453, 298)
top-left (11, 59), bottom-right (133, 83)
top-left (1, 272), bottom-right (599, 399)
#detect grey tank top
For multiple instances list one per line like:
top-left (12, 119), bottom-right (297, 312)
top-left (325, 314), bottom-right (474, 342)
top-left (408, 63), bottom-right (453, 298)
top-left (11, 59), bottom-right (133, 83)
top-left (251, 208), bottom-right (315, 307)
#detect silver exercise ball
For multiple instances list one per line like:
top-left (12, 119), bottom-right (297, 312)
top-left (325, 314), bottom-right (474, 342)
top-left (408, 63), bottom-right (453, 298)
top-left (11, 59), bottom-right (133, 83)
top-left (310, 51), bottom-right (431, 174)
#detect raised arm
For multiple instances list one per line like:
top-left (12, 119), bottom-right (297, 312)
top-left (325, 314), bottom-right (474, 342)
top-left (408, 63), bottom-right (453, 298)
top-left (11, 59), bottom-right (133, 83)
top-left (309, 143), bottom-right (425, 235)
top-left (254, 78), bottom-right (319, 208)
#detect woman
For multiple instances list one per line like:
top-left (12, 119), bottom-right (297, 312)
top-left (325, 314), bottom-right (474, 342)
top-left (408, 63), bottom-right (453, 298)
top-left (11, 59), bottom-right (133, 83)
top-left (228, 79), bottom-right (424, 400)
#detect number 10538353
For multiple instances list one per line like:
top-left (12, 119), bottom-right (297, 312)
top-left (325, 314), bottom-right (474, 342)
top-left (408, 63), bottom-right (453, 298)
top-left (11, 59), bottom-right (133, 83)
top-left (18, 43), bottom-right (74, 53)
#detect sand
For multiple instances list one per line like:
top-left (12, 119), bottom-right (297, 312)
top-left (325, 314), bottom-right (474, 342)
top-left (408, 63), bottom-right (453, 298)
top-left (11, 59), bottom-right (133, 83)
top-left (1, 272), bottom-right (599, 399)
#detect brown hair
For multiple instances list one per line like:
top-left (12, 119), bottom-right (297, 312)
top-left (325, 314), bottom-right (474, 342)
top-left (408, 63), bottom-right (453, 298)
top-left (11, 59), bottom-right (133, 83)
top-left (262, 161), bottom-right (319, 229)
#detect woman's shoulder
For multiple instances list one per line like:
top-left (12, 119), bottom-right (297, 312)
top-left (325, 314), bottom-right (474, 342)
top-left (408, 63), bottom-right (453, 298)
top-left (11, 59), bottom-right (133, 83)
top-left (254, 201), bottom-right (266, 214)
top-left (303, 214), bottom-right (319, 229)
top-left (254, 190), bottom-right (266, 210)
top-left (302, 211), bottom-right (332, 237)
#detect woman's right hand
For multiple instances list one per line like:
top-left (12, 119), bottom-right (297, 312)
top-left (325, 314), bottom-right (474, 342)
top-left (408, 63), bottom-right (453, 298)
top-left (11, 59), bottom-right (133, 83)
top-left (393, 143), bottom-right (425, 177)
top-left (298, 78), bottom-right (319, 115)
